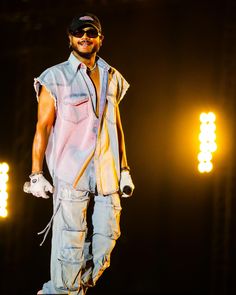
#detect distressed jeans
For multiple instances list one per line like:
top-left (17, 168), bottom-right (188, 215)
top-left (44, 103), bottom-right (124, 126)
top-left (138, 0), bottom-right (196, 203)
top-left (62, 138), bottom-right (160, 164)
top-left (41, 182), bottom-right (122, 294)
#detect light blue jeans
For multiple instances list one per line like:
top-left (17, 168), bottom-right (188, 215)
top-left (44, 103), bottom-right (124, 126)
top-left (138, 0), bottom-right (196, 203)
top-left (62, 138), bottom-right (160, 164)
top-left (41, 181), bottom-right (122, 294)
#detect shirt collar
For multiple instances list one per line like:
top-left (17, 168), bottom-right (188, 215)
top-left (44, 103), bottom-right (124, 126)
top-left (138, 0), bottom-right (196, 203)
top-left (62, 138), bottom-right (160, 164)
top-left (68, 52), bottom-right (111, 72)
top-left (97, 56), bottom-right (110, 71)
top-left (68, 52), bottom-right (83, 72)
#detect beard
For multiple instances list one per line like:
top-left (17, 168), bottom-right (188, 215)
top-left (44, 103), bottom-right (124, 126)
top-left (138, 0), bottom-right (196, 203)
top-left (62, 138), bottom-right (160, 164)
top-left (71, 42), bottom-right (100, 59)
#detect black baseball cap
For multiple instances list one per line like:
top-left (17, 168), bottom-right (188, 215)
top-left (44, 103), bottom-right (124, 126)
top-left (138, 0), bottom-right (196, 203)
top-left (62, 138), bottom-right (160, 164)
top-left (68, 13), bottom-right (102, 34)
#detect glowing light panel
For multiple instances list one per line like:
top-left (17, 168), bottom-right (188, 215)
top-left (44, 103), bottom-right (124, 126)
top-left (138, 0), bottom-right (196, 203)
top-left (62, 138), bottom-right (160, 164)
top-left (0, 162), bottom-right (9, 217)
top-left (198, 112), bottom-right (217, 173)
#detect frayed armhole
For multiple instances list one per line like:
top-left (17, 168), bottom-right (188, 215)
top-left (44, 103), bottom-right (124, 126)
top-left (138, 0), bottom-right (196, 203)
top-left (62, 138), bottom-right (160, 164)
top-left (34, 78), bottom-right (57, 110)
top-left (110, 68), bottom-right (130, 105)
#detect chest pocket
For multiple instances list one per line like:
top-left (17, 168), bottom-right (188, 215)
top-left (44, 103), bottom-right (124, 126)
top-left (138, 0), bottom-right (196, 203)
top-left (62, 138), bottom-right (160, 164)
top-left (61, 97), bottom-right (89, 124)
top-left (105, 94), bottom-right (117, 124)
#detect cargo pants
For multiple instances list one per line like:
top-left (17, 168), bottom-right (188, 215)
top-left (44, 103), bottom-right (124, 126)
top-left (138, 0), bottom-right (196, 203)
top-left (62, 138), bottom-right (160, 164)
top-left (41, 181), bottom-right (122, 294)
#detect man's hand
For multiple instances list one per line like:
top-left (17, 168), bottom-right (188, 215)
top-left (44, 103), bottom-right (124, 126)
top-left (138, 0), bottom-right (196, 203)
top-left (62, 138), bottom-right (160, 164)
top-left (23, 173), bottom-right (53, 199)
top-left (120, 170), bottom-right (135, 198)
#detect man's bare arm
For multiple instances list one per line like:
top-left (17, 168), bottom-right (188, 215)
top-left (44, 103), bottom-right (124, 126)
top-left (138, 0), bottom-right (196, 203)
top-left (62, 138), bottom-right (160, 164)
top-left (32, 86), bottom-right (55, 173)
top-left (116, 105), bottom-right (134, 197)
top-left (116, 105), bottom-right (129, 171)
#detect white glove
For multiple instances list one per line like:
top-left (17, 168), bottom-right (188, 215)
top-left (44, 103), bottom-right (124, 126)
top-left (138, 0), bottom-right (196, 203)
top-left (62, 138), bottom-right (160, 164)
top-left (120, 170), bottom-right (135, 198)
top-left (23, 173), bottom-right (53, 199)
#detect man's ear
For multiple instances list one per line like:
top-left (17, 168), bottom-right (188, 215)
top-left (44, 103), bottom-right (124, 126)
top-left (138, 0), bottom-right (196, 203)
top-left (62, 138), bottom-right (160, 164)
top-left (100, 35), bottom-right (104, 46)
top-left (68, 34), bottom-right (72, 47)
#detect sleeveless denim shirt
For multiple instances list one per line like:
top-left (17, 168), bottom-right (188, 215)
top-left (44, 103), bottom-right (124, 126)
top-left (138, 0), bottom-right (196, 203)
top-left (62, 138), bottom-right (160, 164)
top-left (34, 53), bottom-right (129, 195)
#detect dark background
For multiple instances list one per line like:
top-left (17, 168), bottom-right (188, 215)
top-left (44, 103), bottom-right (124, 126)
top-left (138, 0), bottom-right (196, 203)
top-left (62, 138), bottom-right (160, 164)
top-left (1, 0), bottom-right (236, 294)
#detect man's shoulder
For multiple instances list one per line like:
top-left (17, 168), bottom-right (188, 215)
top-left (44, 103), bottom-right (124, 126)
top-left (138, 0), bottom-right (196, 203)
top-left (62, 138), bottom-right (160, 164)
top-left (108, 65), bottom-right (128, 86)
top-left (109, 66), bottom-right (123, 78)
top-left (97, 56), bottom-right (122, 76)
top-left (38, 59), bottom-right (70, 78)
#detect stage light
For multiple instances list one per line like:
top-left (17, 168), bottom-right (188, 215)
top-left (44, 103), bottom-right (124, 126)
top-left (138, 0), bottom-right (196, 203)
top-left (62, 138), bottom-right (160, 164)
top-left (0, 207), bottom-right (7, 218)
top-left (198, 113), bottom-right (217, 173)
top-left (0, 163), bottom-right (9, 173)
top-left (0, 162), bottom-right (9, 218)
top-left (200, 112), bottom-right (208, 123)
top-left (0, 199), bottom-right (7, 207)
top-left (198, 151), bottom-right (212, 162)
top-left (208, 112), bottom-right (216, 122)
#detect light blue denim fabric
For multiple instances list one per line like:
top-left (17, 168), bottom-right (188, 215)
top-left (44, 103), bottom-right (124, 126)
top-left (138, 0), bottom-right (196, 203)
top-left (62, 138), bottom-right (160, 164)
top-left (42, 180), bottom-right (122, 294)
top-left (34, 53), bottom-right (129, 195)
top-left (35, 53), bottom-right (128, 294)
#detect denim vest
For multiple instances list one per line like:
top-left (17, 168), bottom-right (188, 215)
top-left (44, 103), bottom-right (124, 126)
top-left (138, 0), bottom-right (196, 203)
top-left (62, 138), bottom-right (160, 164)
top-left (34, 53), bottom-right (129, 195)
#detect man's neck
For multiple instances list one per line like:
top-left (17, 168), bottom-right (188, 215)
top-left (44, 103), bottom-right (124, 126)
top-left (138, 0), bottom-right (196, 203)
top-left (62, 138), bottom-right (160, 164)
top-left (72, 51), bottom-right (97, 69)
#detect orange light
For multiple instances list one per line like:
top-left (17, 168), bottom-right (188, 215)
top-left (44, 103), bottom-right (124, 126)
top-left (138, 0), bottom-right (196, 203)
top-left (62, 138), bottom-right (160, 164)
top-left (198, 113), bottom-right (217, 173)
top-left (0, 162), bottom-right (9, 218)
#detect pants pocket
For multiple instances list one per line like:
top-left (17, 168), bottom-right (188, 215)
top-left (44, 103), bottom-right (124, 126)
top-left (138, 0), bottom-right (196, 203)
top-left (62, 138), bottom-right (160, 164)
top-left (58, 229), bottom-right (85, 291)
top-left (60, 189), bottom-right (89, 230)
top-left (93, 194), bottom-right (122, 240)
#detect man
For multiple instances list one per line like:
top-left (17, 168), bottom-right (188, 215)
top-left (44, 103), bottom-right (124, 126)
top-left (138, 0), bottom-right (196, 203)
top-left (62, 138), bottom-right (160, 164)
top-left (23, 13), bottom-right (134, 295)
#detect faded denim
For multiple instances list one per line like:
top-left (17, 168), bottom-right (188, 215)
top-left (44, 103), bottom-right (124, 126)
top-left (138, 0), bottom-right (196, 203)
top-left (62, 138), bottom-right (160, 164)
top-left (34, 53), bottom-right (130, 195)
top-left (35, 53), bottom-right (129, 294)
top-left (42, 180), bottom-right (121, 294)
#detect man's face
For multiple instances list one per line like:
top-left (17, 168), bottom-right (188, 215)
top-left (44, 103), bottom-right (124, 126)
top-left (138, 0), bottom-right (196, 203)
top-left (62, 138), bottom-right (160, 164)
top-left (69, 26), bottom-right (103, 59)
